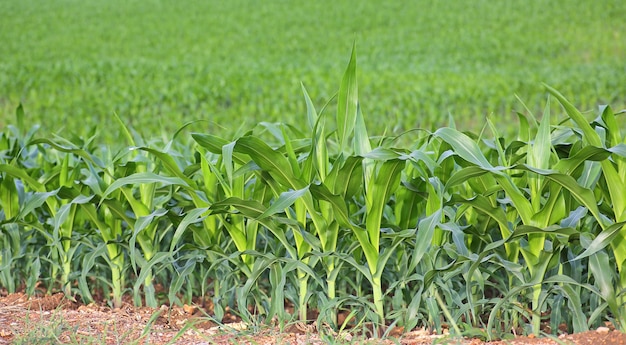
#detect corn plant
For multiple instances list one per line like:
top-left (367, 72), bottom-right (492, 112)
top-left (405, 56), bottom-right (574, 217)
top-left (0, 106), bottom-right (45, 293)
top-left (27, 140), bottom-right (96, 299)
top-left (432, 96), bottom-right (621, 335)
top-left (4, 49), bottom-right (626, 339)
top-left (328, 45), bottom-right (408, 326)
top-left (543, 87), bottom-right (626, 331)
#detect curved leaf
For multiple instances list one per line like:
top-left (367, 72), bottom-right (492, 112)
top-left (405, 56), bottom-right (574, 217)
top-left (101, 172), bottom-right (189, 200)
top-left (337, 43), bottom-right (358, 152)
top-left (433, 127), bottom-right (495, 170)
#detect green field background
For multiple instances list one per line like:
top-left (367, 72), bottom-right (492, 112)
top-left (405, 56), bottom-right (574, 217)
top-left (1, 0), bottom-right (624, 142)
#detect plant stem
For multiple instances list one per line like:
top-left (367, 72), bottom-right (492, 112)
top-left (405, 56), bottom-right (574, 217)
top-left (62, 257), bottom-right (71, 297)
top-left (144, 270), bottom-right (157, 308)
top-left (111, 266), bottom-right (123, 309)
top-left (531, 283), bottom-right (541, 336)
top-left (372, 276), bottom-right (385, 326)
top-left (327, 276), bottom-right (337, 326)
top-left (298, 268), bottom-right (308, 321)
top-left (109, 245), bottom-right (124, 309)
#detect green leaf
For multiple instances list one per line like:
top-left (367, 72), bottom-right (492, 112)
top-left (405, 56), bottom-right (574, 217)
top-left (554, 145), bottom-right (610, 174)
top-left (451, 194), bottom-right (510, 236)
top-left (409, 210), bottom-right (440, 272)
top-left (258, 186), bottom-right (310, 219)
top-left (129, 208), bottom-right (169, 269)
top-left (546, 85), bottom-right (626, 223)
top-left (192, 133), bottom-right (229, 154)
top-left (445, 166), bottom-right (489, 190)
top-left (112, 111), bottom-right (137, 147)
top-left (512, 225), bottom-right (578, 239)
top-left (326, 155), bottom-right (363, 198)
top-left (301, 82), bottom-right (318, 131)
top-left (354, 104), bottom-right (371, 156)
top-left (395, 186), bottom-right (424, 230)
top-left (433, 127), bottom-right (495, 170)
top-left (362, 147), bottom-right (403, 161)
top-left (222, 140), bottom-right (236, 184)
top-left (0, 164), bottom-right (45, 192)
top-left (268, 262), bottom-right (287, 321)
top-left (211, 197), bottom-right (298, 259)
top-left (0, 176), bottom-right (20, 219)
top-left (15, 103), bottom-right (24, 132)
top-left (365, 159), bottom-right (404, 269)
top-left (337, 43), bottom-right (358, 152)
top-left (309, 183), bottom-right (353, 228)
top-left (27, 138), bottom-right (106, 170)
top-left (17, 190), bottom-right (58, 219)
top-left (374, 230), bottom-right (414, 279)
top-left (516, 111), bottom-right (531, 143)
top-left (234, 136), bottom-right (303, 189)
top-left (571, 221), bottom-right (626, 262)
top-left (608, 143), bottom-right (626, 157)
top-left (136, 147), bottom-right (195, 185)
top-left (528, 99), bottom-right (552, 170)
top-left (100, 172), bottom-right (189, 201)
top-left (78, 243), bottom-right (108, 304)
top-left (545, 84), bottom-right (602, 147)
top-left (530, 184), bottom-right (567, 227)
top-left (518, 165), bottom-right (605, 226)
top-left (560, 284), bottom-right (589, 333)
top-left (587, 249), bottom-right (620, 319)
top-left (170, 207), bottom-right (210, 252)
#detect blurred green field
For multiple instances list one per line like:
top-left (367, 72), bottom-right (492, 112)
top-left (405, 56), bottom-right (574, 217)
top-left (1, 0), bottom-right (625, 142)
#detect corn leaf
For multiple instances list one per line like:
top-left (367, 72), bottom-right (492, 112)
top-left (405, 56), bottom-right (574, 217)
top-left (258, 186), bottom-right (309, 219)
top-left (100, 172), bottom-right (189, 200)
top-left (433, 127), bottom-right (495, 170)
top-left (337, 43), bottom-right (358, 153)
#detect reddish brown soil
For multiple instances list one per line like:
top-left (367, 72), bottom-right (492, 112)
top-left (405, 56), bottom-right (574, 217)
top-left (1, 292), bottom-right (625, 345)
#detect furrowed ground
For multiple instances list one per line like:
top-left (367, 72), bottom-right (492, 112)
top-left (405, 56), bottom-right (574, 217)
top-left (2, 291), bottom-right (626, 344)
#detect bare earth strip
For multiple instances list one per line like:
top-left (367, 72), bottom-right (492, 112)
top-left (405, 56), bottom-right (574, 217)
top-left (1, 293), bottom-right (624, 345)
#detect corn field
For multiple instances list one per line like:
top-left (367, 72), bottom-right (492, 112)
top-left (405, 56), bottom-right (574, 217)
top-left (1, 49), bottom-right (626, 340)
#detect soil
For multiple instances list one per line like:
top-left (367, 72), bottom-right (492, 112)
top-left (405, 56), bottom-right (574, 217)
top-left (1, 291), bottom-right (625, 345)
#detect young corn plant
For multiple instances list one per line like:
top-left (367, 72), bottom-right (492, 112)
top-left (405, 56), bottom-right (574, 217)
top-left (72, 152), bottom-right (128, 308)
top-left (137, 138), bottom-right (227, 312)
top-left (1, 156), bottom-right (68, 296)
top-left (281, 47), bottom-right (408, 326)
top-left (330, 46), bottom-right (411, 327)
top-left (189, 132), bottom-right (288, 319)
top-left (545, 86), bottom-right (626, 331)
top-left (435, 101), bottom-right (611, 335)
top-left (0, 165), bottom-right (25, 293)
top-left (492, 101), bottom-right (559, 334)
top-left (2, 126), bottom-right (131, 308)
top-left (27, 141), bottom-right (92, 298)
top-left (191, 100), bottom-right (338, 323)
top-left (92, 121), bottom-right (198, 307)
top-left (5, 50), bottom-right (626, 341)
top-left (128, 131), bottom-right (267, 313)
top-left (298, 83), bottom-right (370, 324)
top-left (0, 106), bottom-right (49, 293)
top-left (201, 132), bottom-right (321, 318)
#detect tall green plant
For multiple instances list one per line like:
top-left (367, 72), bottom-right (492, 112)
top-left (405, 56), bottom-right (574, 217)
top-left (545, 85), bottom-right (626, 331)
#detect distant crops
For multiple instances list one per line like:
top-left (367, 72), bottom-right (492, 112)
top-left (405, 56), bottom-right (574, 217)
top-left (1, 0), bottom-right (625, 143)
top-left (2, 48), bottom-right (626, 340)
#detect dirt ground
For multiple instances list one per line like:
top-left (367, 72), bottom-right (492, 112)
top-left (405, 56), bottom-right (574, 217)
top-left (1, 292), bottom-right (625, 345)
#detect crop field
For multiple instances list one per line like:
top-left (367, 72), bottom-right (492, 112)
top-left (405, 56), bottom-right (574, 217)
top-left (1, 0), bottom-right (626, 142)
top-left (2, 0), bottom-right (626, 343)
